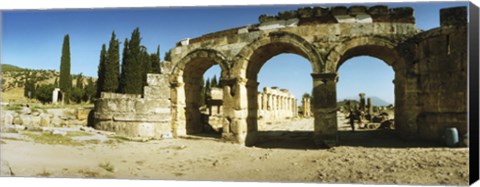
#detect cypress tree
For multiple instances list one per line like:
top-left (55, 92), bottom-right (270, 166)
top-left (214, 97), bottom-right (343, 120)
top-left (104, 32), bottom-right (120, 92)
top-left (151, 45), bottom-right (161, 74)
top-left (211, 75), bottom-right (218, 88)
top-left (120, 28), bottom-right (143, 94)
top-left (96, 44), bottom-right (107, 98)
top-left (119, 39), bottom-right (129, 93)
top-left (140, 46), bottom-right (151, 91)
top-left (76, 73), bottom-right (84, 89)
top-left (199, 77), bottom-right (205, 106)
top-left (59, 34), bottom-right (72, 103)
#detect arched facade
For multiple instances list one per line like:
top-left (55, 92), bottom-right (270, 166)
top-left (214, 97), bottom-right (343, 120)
top-left (94, 6), bottom-right (467, 146)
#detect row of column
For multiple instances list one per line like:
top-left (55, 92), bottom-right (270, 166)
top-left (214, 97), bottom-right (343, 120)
top-left (258, 87), bottom-right (297, 120)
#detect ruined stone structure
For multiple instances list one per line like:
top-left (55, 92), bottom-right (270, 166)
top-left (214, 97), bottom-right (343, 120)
top-left (94, 6), bottom-right (468, 146)
top-left (258, 87), bottom-right (297, 121)
top-left (301, 95), bottom-right (312, 117)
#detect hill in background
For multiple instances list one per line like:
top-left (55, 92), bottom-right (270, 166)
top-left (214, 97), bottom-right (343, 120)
top-left (338, 96), bottom-right (392, 106)
top-left (1, 64), bottom-right (95, 102)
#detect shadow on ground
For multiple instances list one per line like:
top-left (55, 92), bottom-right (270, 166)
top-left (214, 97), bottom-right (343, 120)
top-left (251, 130), bottom-right (444, 150)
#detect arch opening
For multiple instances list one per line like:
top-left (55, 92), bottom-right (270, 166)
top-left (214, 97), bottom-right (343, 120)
top-left (244, 41), bottom-right (317, 148)
top-left (333, 47), bottom-right (406, 147)
top-left (171, 49), bottom-right (229, 138)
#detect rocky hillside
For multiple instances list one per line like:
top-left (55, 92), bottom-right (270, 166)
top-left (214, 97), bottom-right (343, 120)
top-left (1, 64), bottom-right (95, 102)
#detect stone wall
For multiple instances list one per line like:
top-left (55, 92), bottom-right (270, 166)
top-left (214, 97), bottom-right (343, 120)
top-left (396, 7), bottom-right (467, 141)
top-left (94, 74), bottom-right (172, 138)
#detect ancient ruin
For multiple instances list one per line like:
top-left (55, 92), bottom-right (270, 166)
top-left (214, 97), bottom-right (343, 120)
top-left (94, 6), bottom-right (468, 146)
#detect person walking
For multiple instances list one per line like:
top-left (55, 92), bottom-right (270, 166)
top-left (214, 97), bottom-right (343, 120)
top-left (348, 110), bottom-right (355, 132)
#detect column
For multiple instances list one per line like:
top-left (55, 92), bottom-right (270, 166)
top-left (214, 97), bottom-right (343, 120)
top-left (221, 77), bottom-right (254, 145)
top-left (170, 81), bottom-right (187, 137)
top-left (311, 73), bottom-right (338, 147)
top-left (359, 93), bottom-right (366, 111)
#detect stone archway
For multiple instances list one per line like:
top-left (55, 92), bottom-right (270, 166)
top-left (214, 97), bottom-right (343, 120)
top-left (230, 31), bottom-right (323, 145)
top-left (323, 36), bottom-right (415, 142)
top-left (170, 48), bottom-right (230, 137)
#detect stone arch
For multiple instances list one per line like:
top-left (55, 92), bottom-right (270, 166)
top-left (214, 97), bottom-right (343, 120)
top-left (228, 31), bottom-right (322, 145)
top-left (170, 48), bottom-right (230, 83)
top-left (323, 36), bottom-right (410, 144)
top-left (324, 36), bottom-right (403, 73)
top-left (233, 31), bottom-right (323, 79)
top-left (169, 48), bottom-right (230, 136)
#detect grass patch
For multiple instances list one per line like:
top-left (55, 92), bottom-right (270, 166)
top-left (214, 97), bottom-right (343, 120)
top-left (1, 140), bottom-right (6, 144)
top-left (1, 137), bottom-right (23, 141)
top-left (66, 131), bottom-right (92, 137)
top-left (79, 169), bottom-right (100, 178)
top-left (104, 139), bottom-right (123, 144)
top-left (20, 132), bottom-right (83, 146)
top-left (84, 139), bottom-right (101, 144)
top-left (98, 162), bottom-right (115, 172)
top-left (135, 160), bottom-right (145, 165)
top-left (37, 170), bottom-right (51, 177)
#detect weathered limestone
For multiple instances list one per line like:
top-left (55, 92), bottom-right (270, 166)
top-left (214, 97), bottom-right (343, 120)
top-left (301, 95), bottom-right (312, 117)
top-left (94, 74), bottom-right (172, 138)
top-left (52, 88), bottom-right (61, 105)
top-left (258, 87), bottom-right (297, 121)
top-left (92, 6), bottom-right (468, 146)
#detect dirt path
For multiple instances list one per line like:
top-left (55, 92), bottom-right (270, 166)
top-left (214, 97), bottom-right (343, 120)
top-left (0, 117), bottom-right (469, 185)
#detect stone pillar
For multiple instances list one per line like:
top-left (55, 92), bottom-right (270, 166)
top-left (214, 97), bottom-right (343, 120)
top-left (311, 73), bottom-right (338, 147)
top-left (52, 88), bottom-right (61, 105)
top-left (359, 93), bottom-right (366, 111)
top-left (367, 97), bottom-right (373, 114)
top-left (221, 77), bottom-right (256, 146)
top-left (170, 81), bottom-right (187, 137)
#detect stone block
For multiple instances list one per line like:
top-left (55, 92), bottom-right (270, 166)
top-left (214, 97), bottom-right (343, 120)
top-left (76, 109), bottom-right (91, 120)
top-left (440, 6), bottom-right (467, 26)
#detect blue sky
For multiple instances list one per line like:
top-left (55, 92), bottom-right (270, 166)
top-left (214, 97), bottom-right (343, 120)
top-left (1, 1), bottom-right (468, 104)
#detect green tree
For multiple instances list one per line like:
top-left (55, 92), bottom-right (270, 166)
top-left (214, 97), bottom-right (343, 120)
top-left (76, 73), bottom-right (84, 89)
top-left (84, 77), bottom-right (96, 103)
top-left (35, 84), bottom-right (56, 104)
top-left (71, 87), bottom-right (84, 103)
top-left (164, 50), bottom-right (171, 61)
top-left (199, 77), bottom-right (205, 106)
top-left (211, 75), bottom-right (218, 88)
top-left (104, 32), bottom-right (120, 92)
top-left (24, 76), bottom-right (36, 99)
top-left (119, 28), bottom-right (143, 94)
top-left (59, 34), bottom-right (72, 103)
top-left (151, 45), bottom-right (161, 74)
top-left (119, 39), bottom-right (129, 93)
top-left (204, 78), bottom-right (211, 104)
top-left (96, 44), bottom-right (107, 98)
top-left (54, 78), bottom-right (58, 87)
top-left (140, 46), bottom-right (151, 90)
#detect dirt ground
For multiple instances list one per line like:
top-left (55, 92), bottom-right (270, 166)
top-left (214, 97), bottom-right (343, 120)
top-left (0, 115), bottom-right (469, 185)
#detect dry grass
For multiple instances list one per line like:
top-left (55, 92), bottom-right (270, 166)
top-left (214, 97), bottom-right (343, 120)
top-left (66, 131), bottom-right (92, 137)
top-left (78, 169), bottom-right (100, 178)
top-left (1, 137), bottom-right (23, 141)
top-left (98, 161), bottom-right (115, 172)
top-left (36, 169), bottom-right (51, 177)
top-left (1, 140), bottom-right (6, 144)
top-left (20, 132), bottom-right (83, 146)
